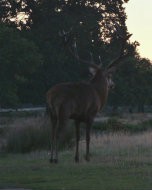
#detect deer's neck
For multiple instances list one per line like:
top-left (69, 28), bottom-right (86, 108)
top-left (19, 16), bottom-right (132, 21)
top-left (90, 74), bottom-right (109, 110)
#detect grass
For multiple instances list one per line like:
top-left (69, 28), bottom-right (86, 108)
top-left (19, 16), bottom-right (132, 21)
top-left (1, 116), bottom-right (75, 153)
top-left (1, 114), bottom-right (152, 153)
top-left (0, 152), bottom-right (152, 190)
top-left (0, 131), bottom-right (152, 190)
top-left (0, 113), bottom-right (152, 189)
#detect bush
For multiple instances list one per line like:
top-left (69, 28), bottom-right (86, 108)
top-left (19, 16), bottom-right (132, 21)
top-left (93, 118), bottom-right (125, 132)
top-left (124, 120), bottom-right (152, 133)
top-left (93, 118), bottom-right (152, 133)
top-left (3, 117), bottom-right (75, 153)
top-left (2, 116), bottom-right (152, 153)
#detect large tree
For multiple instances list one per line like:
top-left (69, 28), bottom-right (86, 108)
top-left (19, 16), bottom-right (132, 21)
top-left (4, 0), bottom-right (152, 110)
top-left (0, 24), bottom-right (43, 107)
top-left (23, 0), bottom-right (130, 86)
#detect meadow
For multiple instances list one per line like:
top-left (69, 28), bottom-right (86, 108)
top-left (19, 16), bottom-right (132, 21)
top-left (0, 112), bottom-right (152, 190)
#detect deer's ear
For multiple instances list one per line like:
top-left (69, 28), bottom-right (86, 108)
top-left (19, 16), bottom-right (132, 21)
top-left (89, 66), bottom-right (98, 76)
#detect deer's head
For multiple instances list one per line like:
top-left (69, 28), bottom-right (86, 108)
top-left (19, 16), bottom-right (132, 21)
top-left (88, 62), bottom-right (115, 90)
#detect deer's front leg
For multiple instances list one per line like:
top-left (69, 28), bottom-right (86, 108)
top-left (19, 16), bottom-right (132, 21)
top-left (85, 120), bottom-right (92, 162)
top-left (50, 116), bottom-right (57, 163)
top-left (75, 120), bottom-right (80, 163)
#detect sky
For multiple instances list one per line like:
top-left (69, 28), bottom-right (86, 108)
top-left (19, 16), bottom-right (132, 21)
top-left (125, 0), bottom-right (152, 61)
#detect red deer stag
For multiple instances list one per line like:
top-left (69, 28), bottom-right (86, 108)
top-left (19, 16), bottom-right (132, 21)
top-left (46, 30), bottom-right (131, 163)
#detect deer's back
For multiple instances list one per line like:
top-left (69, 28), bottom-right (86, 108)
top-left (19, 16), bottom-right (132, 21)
top-left (47, 82), bottom-right (101, 121)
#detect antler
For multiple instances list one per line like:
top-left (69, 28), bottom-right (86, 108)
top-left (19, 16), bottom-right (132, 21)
top-left (59, 29), bottom-right (97, 66)
top-left (107, 31), bottom-right (132, 69)
top-left (98, 55), bottom-right (102, 66)
top-left (70, 39), bottom-right (94, 65)
top-left (59, 28), bottom-right (73, 46)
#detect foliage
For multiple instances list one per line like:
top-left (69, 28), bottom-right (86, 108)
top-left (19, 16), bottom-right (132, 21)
top-left (0, 0), bottom-right (152, 109)
top-left (93, 118), bottom-right (152, 133)
top-left (0, 0), bottom-right (130, 94)
top-left (93, 118), bottom-right (125, 131)
top-left (2, 117), bottom-right (75, 153)
top-left (0, 23), bottom-right (43, 107)
top-left (2, 114), bottom-right (152, 153)
top-left (108, 56), bottom-right (152, 111)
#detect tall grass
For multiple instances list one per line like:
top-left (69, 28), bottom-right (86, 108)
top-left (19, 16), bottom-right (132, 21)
top-left (1, 115), bottom-right (152, 155)
top-left (78, 131), bottom-right (152, 164)
top-left (2, 116), bottom-right (75, 153)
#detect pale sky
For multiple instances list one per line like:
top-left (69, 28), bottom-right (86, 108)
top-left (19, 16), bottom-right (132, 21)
top-left (125, 0), bottom-right (152, 61)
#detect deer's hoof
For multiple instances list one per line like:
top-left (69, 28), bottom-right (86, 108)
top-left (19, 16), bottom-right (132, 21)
top-left (49, 158), bottom-right (58, 164)
top-left (85, 155), bottom-right (90, 162)
top-left (53, 159), bottom-right (58, 164)
top-left (49, 158), bottom-right (54, 163)
top-left (75, 156), bottom-right (79, 163)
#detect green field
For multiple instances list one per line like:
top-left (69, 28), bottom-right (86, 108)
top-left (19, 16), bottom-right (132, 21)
top-left (1, 131), bottom-right (152, 190)
top-left (0, 113), bottom-right (152, 190)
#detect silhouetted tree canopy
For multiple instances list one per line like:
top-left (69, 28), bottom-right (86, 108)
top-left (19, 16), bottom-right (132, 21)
top-left (0, 23), bottom-right (43, 106)
top-left (0, 0), bottom-right (152, 111)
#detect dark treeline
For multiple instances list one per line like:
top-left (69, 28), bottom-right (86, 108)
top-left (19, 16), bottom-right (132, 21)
top-left (0, 0), bottom-right (152, 111)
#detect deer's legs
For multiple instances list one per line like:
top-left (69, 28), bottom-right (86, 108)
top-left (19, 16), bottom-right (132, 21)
top-left (85, 120), bottom-right (92, 162)
top-left (75, 120), bottom-right (80, 163)
top-left (53, 114), bottom-right (68, 163)
top-left (50, 120), bottom-right (59, 163)
top-left (53, 124), bottom-right (58, 163)
top-left (50, 116), bottom-right (57, 163)
top-left (50, 125), bottom-right (54, 162)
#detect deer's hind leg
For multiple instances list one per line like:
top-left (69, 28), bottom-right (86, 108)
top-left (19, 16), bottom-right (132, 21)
top-left (85, 119), bottom-right (93, 162)
top-left (75, 120), bottom-right (80, 163)
top-left (53, 106), bottom-right (69, 163)
top-left (49, 112), bottom-right (57, 163)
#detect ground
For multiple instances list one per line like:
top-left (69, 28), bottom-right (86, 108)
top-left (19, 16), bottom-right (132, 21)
top-left (0, 113), bottom-right (152, 190)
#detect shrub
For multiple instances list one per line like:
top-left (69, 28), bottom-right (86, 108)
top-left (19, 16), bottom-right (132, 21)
top-left (125, 119), bottom-right (152, 133)
top-left (93, 118), bottom-right (125, 132)
top-left (93, 118), bottom-right (152, 133)
top-left (2, 115), bottom-right (152, 153)
top-left (3, 117), bottom-right (75, 153)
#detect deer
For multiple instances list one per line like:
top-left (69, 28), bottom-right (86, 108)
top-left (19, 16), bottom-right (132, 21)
top-left (46, 28), bottom-right (131, 163)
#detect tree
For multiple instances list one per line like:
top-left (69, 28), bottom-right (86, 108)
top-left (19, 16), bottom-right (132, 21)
top-left (0, 23), bottom-right (43, 107)
top-left (135, 58), bottom-right (152, 112)
top-left (2, 0), bottom-right (144, 108)
top-left (22, 0), bottom-right (130, 86)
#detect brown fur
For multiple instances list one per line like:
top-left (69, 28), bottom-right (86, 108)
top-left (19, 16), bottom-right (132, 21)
top-left (47, 32), bottom-right (131, 163)
top-left (46, 66), bottom-right (112, 163)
